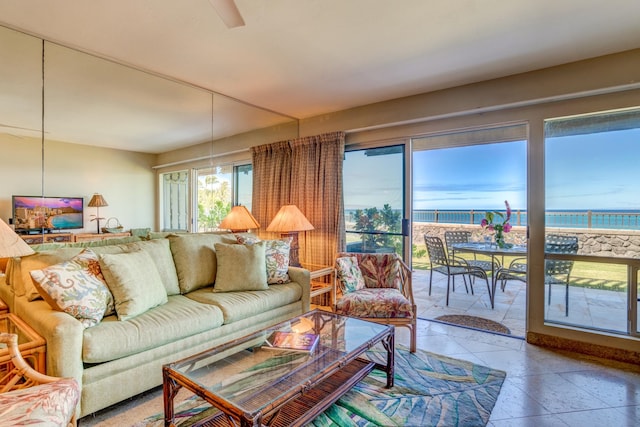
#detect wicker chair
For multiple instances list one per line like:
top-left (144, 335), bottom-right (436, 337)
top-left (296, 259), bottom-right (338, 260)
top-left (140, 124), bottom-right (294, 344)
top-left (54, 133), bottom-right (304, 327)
top-left (334, 252), bottom-right (417, 352)
top-left (0, 332), bottom-right (80, 427)
top-left (496, 234), bottom-right (579, 316)
top-left (424, 235), bottom-right (490, 306)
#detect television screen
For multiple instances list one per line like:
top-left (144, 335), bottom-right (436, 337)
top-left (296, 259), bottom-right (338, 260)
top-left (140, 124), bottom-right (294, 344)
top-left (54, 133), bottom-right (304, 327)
top-left (12, 196), bottom-right (84, 233)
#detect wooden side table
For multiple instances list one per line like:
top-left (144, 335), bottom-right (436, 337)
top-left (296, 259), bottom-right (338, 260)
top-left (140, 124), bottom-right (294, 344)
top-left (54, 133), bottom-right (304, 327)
top-left (0, 313), bottom-right (47, 378)
top-left (0, 274), bottom-right (7, 315)
top-left (301, 263), bottom-right (335, 310)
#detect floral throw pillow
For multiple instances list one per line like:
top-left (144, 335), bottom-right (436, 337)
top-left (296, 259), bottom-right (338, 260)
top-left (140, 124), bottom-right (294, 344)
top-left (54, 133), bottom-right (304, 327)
top-left (264, 238), bottom-right (291, 284)
top-left (30, 249), bottom-right (114, 328)
top-left (335, 256), bottom-right (366, 293)
top-left (235, 235), bottom-right (291, 284)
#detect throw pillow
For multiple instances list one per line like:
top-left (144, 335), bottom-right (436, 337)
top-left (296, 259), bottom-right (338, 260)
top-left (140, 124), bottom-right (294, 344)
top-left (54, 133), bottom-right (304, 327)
top-left (213, 242), bottom-right (268, 292)
top-left (99, 250), bottom-right (168, 321)
top-left (30, 249), bottom-right (114, 328)
top-left (235, 235), bottom-right (291, 284)
top-left (335, 256), bottom-right (366, 293)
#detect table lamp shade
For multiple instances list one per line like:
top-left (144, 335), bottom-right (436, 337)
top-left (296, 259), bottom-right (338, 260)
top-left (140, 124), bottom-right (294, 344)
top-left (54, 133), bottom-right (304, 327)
top-left (0, 218), bottom-right (34, 258)
top-left (219, 206), bottom-right (260, 232)
top-left (266, 205), bottom-right (314, 267)
top-left (266, 205), bottom-right (314, 233)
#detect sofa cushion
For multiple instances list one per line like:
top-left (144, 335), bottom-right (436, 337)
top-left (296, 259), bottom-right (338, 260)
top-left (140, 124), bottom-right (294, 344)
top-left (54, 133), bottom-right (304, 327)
top-left (119, 239), bottom-right (180, 295)
top-left (335, 288), bottom-right (413, 318)
top-left (99, 250), bottom-right (168, 321)
top-left (186, 282), bottom-right (302, 324)
top-left (168, 233), bottom-right (237, 294)
top-left (15, 248), bottom-right (84, 301)
top-left (29, 249), bottom-right (114, 328)
top-left (82, 295), bottom-right (224, 363)
top-left (213, 242), bottom-right (268, 292)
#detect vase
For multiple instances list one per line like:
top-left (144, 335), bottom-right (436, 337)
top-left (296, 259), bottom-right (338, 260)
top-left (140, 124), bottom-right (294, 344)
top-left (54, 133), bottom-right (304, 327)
top-left (495, 229), bottom-right (506, 248)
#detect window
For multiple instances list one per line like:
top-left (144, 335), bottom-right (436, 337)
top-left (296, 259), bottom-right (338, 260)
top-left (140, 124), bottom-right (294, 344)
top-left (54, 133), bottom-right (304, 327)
top-left (160, 170), bottom-right (189, 232)
top-left (195, 163), bottom-right (254, 232)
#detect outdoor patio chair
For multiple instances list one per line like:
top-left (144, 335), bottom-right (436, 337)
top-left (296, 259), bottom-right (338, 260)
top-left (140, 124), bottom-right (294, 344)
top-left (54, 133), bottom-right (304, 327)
top-left (0, 332), bottom-right (80, 426)
top-left (424, 235), bottom-right (490, 307)
top-left (334, 252), bottom-right (416, 352)
top-left (444, 230), bottom-right (499, 285)
top-left (496, 234), bottom-right (579, 316)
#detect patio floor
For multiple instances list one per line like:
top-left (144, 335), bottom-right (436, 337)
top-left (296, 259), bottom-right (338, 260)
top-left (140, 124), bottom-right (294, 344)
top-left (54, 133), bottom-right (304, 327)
top-left (412, 268), bottom-right (630, 338)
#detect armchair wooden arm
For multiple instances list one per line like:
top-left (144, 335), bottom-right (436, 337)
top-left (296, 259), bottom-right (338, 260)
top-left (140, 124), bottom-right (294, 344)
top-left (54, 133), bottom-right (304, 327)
top-left (1, 332), bottom-right (80, 427)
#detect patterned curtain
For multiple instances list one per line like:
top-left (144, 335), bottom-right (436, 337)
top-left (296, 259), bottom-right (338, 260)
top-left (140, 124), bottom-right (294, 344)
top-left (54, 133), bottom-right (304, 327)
top-left (250, 141), bottom-right (292, 229)
top-left (291, 132), bottom-right (345, 267)
top-left (251, 132), bottom-right (345, 267)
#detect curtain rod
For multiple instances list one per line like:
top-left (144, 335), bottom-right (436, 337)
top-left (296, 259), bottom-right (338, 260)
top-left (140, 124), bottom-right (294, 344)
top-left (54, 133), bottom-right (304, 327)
top-left (152, 147), bottom-right (250, 169)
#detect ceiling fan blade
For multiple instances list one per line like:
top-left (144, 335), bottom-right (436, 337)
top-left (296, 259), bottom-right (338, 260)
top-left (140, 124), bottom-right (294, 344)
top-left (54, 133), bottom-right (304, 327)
top-left (209, 0), bottom-right (245, 28)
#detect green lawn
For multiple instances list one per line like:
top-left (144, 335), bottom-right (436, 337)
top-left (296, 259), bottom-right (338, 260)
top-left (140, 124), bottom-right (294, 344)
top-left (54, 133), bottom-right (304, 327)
top-left (412, 244), bottom-right (628, 292)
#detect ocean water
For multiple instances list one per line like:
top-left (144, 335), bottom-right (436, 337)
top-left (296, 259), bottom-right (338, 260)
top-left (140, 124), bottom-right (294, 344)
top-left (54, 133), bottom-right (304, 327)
top-left (345, 209), bottom-right (640, 230)
top-left (50, 213), bottom-right (83, 229)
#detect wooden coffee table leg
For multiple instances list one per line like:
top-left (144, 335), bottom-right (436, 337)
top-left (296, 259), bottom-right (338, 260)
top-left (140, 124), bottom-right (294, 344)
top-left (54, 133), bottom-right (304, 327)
top-left (163, 367), bottom-right (181, 427)
top-left (381, 330), bottom-right (395, 388)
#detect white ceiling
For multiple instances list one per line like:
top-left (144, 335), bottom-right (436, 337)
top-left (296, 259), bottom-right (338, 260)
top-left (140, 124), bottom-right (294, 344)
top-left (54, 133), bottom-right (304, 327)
top-left (1, 0), bottom-right (639, 153)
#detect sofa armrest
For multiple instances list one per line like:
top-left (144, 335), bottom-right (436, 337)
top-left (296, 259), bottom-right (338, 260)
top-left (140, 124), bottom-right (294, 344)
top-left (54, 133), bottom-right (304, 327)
top-left (287, 266), bottom-right (311, 312)
top-left (13, 297), bottom-right (84, 384)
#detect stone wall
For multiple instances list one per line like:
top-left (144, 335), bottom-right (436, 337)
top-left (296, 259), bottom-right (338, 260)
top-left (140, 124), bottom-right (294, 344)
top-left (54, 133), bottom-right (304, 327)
top-left (413, 222), bottom-right (640, 258)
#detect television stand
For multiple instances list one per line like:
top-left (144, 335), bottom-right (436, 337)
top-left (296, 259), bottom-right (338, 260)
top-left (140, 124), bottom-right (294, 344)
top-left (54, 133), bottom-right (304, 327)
top-left (20, 233), bottom-right (73, 245)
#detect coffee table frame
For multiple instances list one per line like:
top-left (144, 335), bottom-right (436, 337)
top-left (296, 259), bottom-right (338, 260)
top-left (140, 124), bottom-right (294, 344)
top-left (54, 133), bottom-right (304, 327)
top-left (163, 310), bottom-right (394, 427)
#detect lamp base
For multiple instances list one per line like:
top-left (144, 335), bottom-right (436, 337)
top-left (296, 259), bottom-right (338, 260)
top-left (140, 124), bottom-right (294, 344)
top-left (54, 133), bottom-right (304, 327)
top-left (280, 232), bottom-right (301, 267)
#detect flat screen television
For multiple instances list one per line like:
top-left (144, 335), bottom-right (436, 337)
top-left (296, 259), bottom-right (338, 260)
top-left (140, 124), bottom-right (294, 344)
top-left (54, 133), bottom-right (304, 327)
top-left (12, 195), bottom-right (84, 233)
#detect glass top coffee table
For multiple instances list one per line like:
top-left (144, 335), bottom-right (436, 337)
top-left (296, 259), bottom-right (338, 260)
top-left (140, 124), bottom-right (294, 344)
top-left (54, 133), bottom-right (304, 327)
top-left (163, 309), bottom-right (394, 427)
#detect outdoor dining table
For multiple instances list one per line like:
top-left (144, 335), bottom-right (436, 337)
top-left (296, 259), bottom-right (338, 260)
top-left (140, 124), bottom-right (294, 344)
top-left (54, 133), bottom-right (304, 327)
top-left (451, 242), bottom-right (527, 308)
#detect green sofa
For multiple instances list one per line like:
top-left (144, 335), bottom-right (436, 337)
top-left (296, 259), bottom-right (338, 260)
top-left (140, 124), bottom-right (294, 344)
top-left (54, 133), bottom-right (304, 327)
top-left (0, 232), bottom-right (310, 417)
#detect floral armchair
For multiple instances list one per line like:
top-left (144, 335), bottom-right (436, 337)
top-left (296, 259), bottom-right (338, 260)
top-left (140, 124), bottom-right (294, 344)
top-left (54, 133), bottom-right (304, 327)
top-left (334, 252), bottom-right (416, 352)
top-left (1, 333), bottom-right (80, 427)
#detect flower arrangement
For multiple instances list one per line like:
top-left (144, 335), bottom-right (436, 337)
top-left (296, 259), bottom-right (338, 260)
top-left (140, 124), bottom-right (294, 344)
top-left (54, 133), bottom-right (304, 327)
top-left (481, 200), bottom-right (512, 248)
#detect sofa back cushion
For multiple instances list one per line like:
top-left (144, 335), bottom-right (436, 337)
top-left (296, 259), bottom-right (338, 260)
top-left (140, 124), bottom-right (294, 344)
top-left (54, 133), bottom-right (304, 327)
top-left (168, 233), bottom-right (237, 294)
top-left (12, 248), bottom-right (84, 301)
top-left (119, 239), bottom-right (180, 295)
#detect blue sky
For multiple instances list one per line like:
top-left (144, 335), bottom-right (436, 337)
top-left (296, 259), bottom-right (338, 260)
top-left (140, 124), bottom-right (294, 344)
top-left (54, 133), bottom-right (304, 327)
top-left (344, 127), bottom-right (640, 212)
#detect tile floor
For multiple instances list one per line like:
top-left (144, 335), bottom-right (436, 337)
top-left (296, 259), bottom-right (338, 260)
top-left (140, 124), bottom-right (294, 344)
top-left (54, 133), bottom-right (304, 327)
top-left (394, 319), bottom-right (640, 427)
top-left (80, 269), bottom-right (639, 426)
top-left (413, 268), bottom-right (632, 338)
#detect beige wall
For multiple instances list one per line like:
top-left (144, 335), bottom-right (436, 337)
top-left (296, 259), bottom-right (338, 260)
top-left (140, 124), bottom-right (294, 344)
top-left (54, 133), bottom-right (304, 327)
top-left (0, 134), bottom-right (156, 232)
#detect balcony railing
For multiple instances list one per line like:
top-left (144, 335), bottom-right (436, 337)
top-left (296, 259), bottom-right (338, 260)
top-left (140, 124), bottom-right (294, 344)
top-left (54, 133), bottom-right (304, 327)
top-left (412, 209), bottom-right (640, 230)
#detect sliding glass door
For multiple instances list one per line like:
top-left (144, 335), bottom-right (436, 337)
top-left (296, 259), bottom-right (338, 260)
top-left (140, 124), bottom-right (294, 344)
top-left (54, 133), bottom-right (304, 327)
top-left (544, 107), bottom-right (640, 336)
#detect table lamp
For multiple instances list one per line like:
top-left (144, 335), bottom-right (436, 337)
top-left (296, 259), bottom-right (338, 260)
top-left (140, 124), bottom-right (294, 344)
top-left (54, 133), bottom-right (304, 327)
top-left (266, 205), bottom-right (314, 267)
top-left (218, 205), bottom-right (260, 233)
top-left (0, 218), bottom-right (34, 273)
top-left (88, 193), bottom-right (108, 234)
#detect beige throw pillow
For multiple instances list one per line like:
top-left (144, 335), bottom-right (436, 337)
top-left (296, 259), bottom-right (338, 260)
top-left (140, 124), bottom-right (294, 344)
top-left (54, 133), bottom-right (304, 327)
top-left (213, 242), bottom-right (268, 292)
top-left (99, 250), bottom-right (168, 321)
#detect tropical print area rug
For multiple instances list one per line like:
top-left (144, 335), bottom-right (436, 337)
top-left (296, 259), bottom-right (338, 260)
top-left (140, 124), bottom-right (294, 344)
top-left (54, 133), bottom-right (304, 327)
top-left (136, 346), bottom-right (505, 427)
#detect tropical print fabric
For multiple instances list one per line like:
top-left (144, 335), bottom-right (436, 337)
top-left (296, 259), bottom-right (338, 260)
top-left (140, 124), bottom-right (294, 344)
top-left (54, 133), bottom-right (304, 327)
top-left (335, 256), bottom-right (366, 293)
top-left (0, 378), bottom-right (80, 426)
top-left (337, 253), bottom-right (403, 290)
top-left (335, 288), bottom-right (413, 318)
top-left (30, 249), bottom-right (114, 328)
